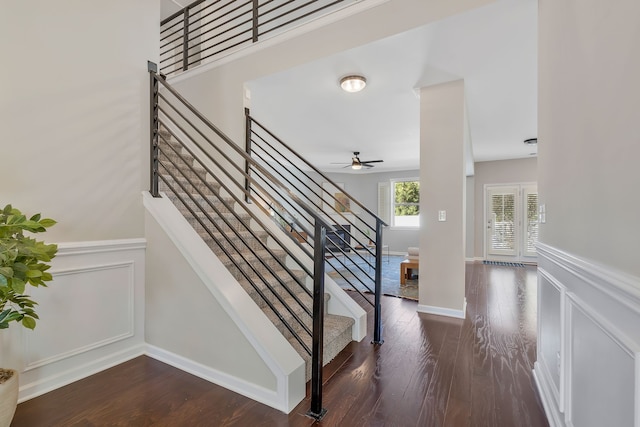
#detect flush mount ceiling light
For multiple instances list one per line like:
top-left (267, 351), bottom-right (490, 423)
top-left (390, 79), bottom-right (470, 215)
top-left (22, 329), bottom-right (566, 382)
top-left (340, 75), bottom-right (367, 93)
top-left (524, 138), bottom-right (538, 145)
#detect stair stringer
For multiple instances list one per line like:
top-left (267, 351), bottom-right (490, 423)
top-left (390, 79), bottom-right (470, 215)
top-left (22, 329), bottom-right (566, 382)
top-left (246, 203), bottom-right (367, 342)
top-left (143, 192), bottom-right (305, 413)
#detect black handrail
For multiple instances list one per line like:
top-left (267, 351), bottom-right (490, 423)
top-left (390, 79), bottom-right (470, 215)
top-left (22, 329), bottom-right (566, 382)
top-left (149, 63), bottom-right (330, 419)
top-left (160, 0), bottom-right (353, 76)
top-left (245, 108), bottom-right (386, 345)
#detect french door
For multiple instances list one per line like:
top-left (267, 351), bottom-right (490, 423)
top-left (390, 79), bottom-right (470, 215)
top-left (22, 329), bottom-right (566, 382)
top-left (485, 184), bottom-right (538, 262)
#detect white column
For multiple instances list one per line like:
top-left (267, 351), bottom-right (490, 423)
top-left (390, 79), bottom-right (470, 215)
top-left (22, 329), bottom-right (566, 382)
top-left (418, 80), bottom-right (467, 319)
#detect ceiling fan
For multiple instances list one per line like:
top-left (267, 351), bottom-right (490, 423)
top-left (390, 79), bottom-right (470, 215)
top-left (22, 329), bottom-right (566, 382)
top-left (331, 151), bottom-right (384, 170)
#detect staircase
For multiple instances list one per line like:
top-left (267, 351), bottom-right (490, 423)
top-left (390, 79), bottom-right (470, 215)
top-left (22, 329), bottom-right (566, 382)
top-left (157, 129), bottom-right (354, 379)
top-left (148, 64), bottom-right (384, 417)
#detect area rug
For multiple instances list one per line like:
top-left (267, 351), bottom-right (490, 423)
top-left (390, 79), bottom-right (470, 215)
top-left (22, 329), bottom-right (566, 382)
top-left (327, 255), bottom-right (418, 301)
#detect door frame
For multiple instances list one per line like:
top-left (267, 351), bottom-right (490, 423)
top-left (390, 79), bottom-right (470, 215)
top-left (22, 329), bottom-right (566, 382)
top-left (483, 182), bottom-right (538, 263)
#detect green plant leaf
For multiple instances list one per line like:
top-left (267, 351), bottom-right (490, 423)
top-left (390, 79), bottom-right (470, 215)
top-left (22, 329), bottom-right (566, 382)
top-left (22, 317), bottom-right (36, 330)
top-left (11, 277), bottom-right (26, 294)
top-left (0, 266), bottom-right (13, 278)
top-left (39, 218), bottom-right (57, 228)
top-left (26, 270), bottom-right (42, 278)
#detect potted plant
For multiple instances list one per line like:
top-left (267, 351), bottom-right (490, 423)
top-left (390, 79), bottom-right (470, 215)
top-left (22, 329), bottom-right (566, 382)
top-left (0, 204), bottom-right (57, 427)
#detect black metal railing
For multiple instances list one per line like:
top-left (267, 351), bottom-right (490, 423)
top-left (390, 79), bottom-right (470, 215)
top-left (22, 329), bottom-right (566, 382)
top-left (160, 0), bottom-right (354, 76)
top-left (149, 62), bottom-right (332, 419)
top-left (245, 108), bottom-right (386, 346)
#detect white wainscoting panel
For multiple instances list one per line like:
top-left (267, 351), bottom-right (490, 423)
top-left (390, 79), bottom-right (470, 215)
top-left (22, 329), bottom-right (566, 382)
top-left (534, 243), bottom-right (640, 427)
top-left (566, 294), bottom-right (637, 427)
top-left (15, 239), bottom-right (146, 402)
top-left (24, 262), bottom-right (135, 369)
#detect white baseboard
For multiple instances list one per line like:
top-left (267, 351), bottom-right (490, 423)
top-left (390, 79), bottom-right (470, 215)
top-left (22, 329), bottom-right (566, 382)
top-left (533, 361), bottom-right (562, 427)
top-left (19, 344), bottom-right (145, 403)
top-left (417, 298), bottom-right (466, 319)
top-left (145, 345), bottom-right (285, 413)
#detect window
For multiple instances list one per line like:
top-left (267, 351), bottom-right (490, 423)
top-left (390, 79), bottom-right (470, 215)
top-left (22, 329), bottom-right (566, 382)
top-left (392, 179), bottom-right (420, 228)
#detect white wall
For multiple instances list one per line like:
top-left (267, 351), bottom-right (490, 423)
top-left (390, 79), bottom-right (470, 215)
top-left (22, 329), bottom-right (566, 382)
top-left (473, 157), bottom-right (537, 259)
top-left (538, 1), bottom-right (640, 278)
top-left (535, 1), bottom-right (640, 426)
top-left (1, 1), bottom-right (159, 242)
top-left (0, 0), bottom-right (159, 403)
top-left (418, 80), bottom-right (466, 318)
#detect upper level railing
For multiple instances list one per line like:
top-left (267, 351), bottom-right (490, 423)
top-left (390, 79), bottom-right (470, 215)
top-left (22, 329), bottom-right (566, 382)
top-left (245, 108), bottom-right (386, 345)
top-left (161, 0), bottom-right (355, 76)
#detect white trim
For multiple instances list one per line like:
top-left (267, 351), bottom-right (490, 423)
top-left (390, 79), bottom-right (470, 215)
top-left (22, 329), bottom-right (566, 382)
top-left (533, 362), bottom-right (562, 427)
top-left (56, 238), bottom-right (146, 256)
top-left (145, 345), bottom-right (287, 413)
top-left (535, 243), bottom-right (640, 427)
top-left (19, 344), bottom-right (146, 403)
top-left (23, 261), bottom-right (136, 370)
top-left (636, 355), bottom-right (640, 427)
top-left (417, 298), bottom-right (466, 319)
top-left (568, 292), bottom-right (640, 358)
top-left (537, 243), bottom-right (640, 314)
top-left (168, 0), bottom-right (391, 85)
top-left (538, 267), bottom-right (566, 411)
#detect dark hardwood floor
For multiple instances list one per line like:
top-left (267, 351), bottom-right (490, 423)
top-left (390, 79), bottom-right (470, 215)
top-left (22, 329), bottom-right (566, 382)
top-left (12, 263), bottom-right (548, 426)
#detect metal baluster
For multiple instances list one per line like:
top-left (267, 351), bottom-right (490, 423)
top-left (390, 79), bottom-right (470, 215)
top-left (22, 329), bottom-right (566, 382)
top-left (148, 61), bottom-right (159, 197)
top-left (308, 221), bottom-right (327, 420)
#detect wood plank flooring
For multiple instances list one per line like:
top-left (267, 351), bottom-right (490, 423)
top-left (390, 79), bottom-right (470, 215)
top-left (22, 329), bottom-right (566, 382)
top-left (12, 263), bottom-right (548, 426)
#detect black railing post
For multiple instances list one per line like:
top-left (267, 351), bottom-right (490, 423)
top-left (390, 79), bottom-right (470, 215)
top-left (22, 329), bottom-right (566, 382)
top-left (252, 0), bottom-right (259, 42)
top-left (307, 221), bottom-right (327, 421)
top-left (182, 8), bottom-right (190, 72)
top-left (148, 61), bottom-right (160, 198)
top-left (245, 108), bottom-right (252, 203)
top-left (372, 219), bottom-right (384, 344)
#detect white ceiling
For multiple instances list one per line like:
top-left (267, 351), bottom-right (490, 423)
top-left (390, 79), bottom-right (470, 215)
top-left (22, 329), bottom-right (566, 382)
top-left (248, 0), bottom-right (538, 174)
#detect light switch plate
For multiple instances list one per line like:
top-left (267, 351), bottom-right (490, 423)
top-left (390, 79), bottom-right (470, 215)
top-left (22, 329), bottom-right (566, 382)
top-left (438, 210), bottom-right (446, 221)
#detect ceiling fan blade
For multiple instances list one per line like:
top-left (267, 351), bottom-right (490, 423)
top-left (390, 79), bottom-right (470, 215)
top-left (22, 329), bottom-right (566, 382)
top-left (361, 160), bottom-right (384, 164)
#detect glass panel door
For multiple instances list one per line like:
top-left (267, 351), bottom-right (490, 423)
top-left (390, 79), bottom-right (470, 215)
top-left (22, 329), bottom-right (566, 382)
top-left (487, 186), bottom-right (518, 257)
top-left (485, 184), bottom-right (538, 261)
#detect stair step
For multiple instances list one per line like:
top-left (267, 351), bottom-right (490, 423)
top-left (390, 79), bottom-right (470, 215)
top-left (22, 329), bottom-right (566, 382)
top-left (264, 293), bottom-right (330, 338)
top-left (290, 314), bottom-right (355, 381)
top-left (160, 158), bottom-right (208, 182)
top-left (167, 192), bottom-right (236, 216)
top-left (159, 175), bottom-right (220, 197)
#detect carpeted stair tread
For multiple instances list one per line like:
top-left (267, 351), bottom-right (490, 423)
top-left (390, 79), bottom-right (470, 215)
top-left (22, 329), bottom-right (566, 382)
top-left (159, 175), bottom-right (220, 197)
top-left (288, 313), bottom-right (355, 380)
